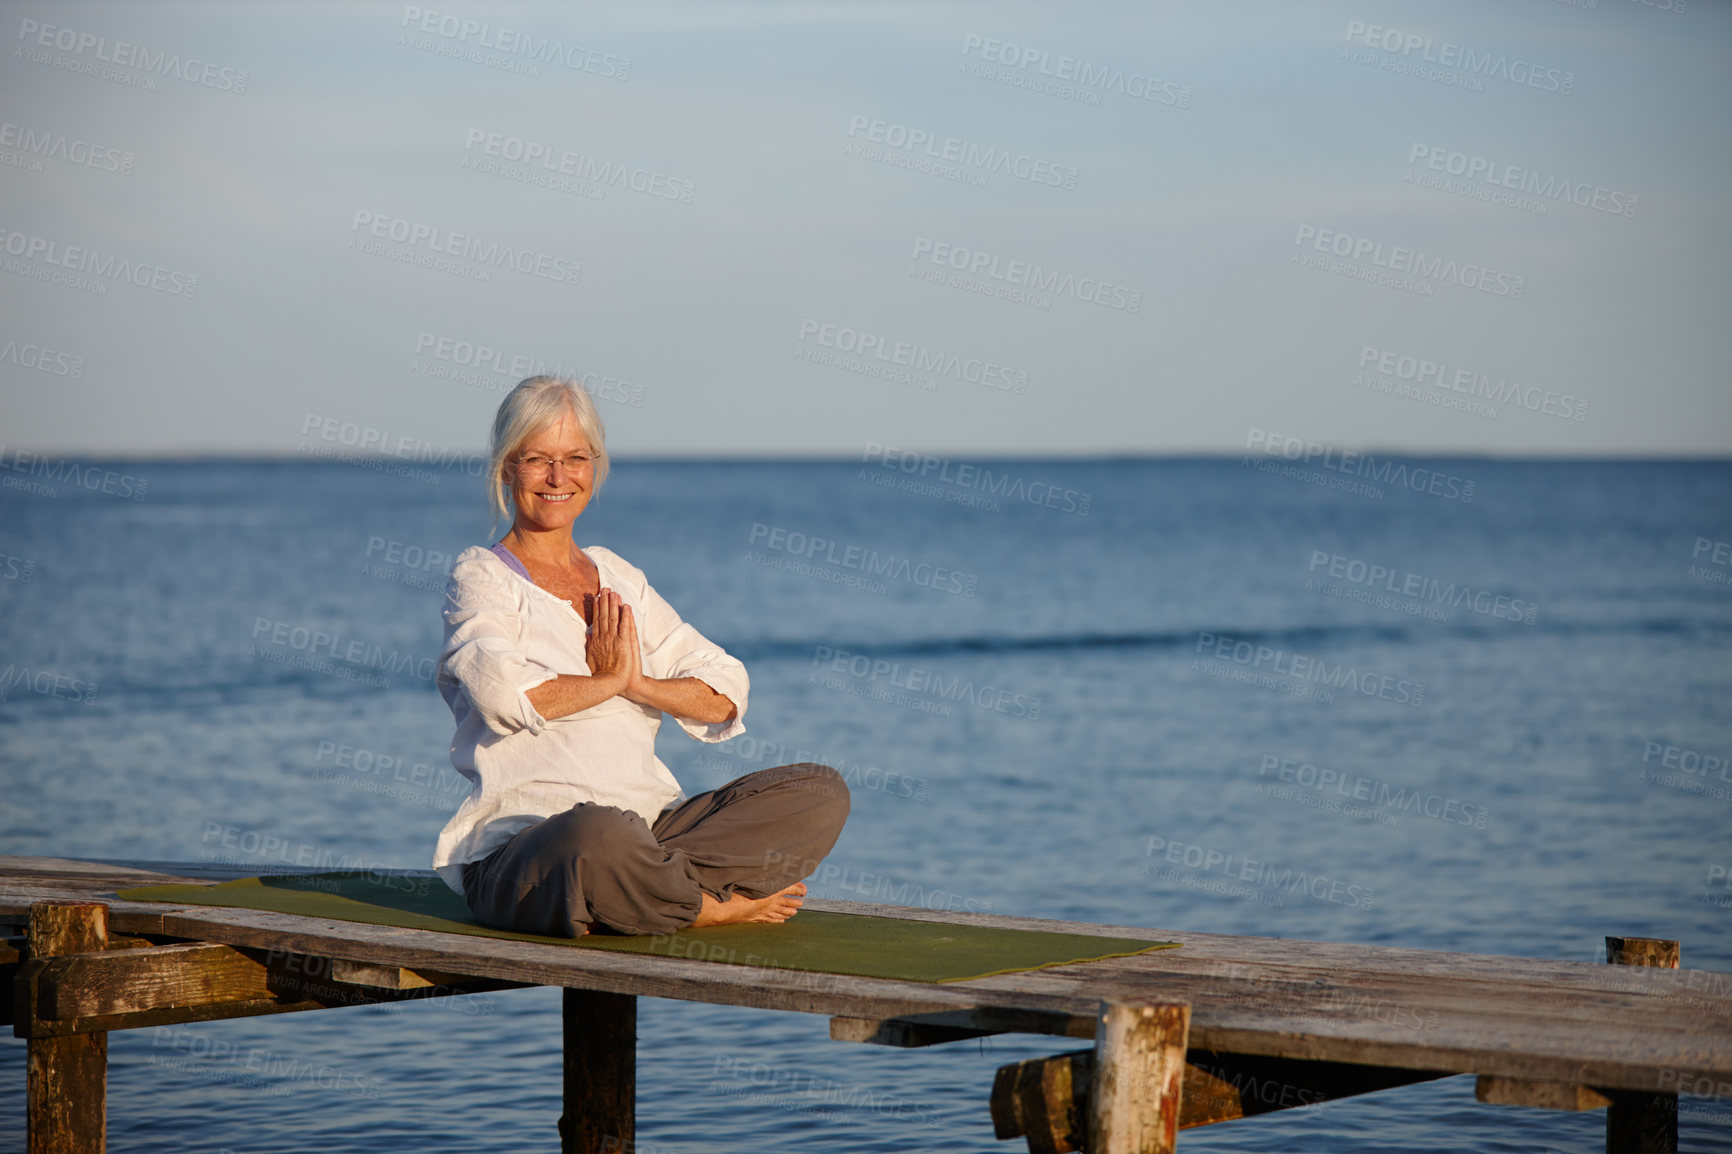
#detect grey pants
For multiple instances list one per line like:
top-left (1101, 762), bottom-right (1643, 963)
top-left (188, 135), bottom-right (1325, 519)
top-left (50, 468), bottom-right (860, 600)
top-left (461, 763), bottom-right (850, 937)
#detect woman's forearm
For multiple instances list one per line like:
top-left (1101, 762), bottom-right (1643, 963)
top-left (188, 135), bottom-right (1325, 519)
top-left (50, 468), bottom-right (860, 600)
top-left (525, 671), bottom-right (629, 721)
top-left (625, 675), bottom-right (738, 725)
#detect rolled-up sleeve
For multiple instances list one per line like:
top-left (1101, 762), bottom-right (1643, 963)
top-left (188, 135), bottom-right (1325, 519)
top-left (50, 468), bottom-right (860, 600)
top-left (440, 556), bottom-right (558, 736)
top-left (605, 551), bottom-right (749, 742)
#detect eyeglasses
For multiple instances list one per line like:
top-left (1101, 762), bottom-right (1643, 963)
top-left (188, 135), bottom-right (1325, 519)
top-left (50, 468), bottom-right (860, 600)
top-left (514, 452), bottom-right (597, 477)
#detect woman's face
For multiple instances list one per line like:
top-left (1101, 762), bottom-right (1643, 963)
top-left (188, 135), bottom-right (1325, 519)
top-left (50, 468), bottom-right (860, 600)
top-left (505, 410), bottom-right (597, 534)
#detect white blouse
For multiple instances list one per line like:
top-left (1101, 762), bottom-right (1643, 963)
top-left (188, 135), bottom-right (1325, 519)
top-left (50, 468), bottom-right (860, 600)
top-left (431, 544), bottom-right (749, 895)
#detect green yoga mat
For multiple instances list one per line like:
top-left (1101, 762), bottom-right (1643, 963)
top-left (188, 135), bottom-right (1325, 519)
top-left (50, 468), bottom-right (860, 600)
top-left (116, 871), bottom-right (1177, 984)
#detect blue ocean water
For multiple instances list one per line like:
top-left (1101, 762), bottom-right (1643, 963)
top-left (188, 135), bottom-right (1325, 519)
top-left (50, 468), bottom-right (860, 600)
top-left (1, 457), bottom-right (1729, 1152)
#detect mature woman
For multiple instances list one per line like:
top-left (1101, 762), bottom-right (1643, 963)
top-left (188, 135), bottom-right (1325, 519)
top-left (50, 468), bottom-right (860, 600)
top-left (432, 376), bottom-right (849, 936)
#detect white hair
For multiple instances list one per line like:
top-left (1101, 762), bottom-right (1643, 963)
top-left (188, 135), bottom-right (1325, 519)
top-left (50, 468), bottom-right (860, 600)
top-left (486, 376), bottom-right (610, 530)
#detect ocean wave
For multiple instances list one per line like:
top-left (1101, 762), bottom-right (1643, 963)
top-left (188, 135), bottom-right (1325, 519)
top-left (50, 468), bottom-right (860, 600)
top-left (724, 615), bottom-right (1730, 662)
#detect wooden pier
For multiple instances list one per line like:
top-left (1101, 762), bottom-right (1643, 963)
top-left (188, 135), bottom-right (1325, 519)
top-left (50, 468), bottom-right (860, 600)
top-left (4, 855), bottom-right (1730, 1152)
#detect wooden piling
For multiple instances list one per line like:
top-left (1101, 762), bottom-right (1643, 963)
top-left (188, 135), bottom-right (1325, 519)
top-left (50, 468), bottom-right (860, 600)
top-left (560, 988), bottom-right (636, 1154)
top-left (26, 900), bottom-right (108, 1154)
top-left (1087, 999), bottom-right (1190, 1154)
top-left (1604, 937), bottom-right (1679, 1154)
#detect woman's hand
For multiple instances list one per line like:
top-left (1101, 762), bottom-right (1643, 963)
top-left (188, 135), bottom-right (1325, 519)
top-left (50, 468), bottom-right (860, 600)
top-left (523, 589), bottom-right (649, 722)
top-left (589, 590), bottom-right (736, 724)
top-left (584, 589), bottom-right (641, 692)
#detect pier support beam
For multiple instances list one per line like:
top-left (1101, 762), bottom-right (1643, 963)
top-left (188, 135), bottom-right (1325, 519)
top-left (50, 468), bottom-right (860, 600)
top-left (26, 900), bottom-right (108, 1154)
top-left (560, 988), bottom-right (636, 1154)
top-left (1605, 937), bottom-right (1679, 1154)
top-left (1089, 999), bottom-right (1190, 1154)
top-left (992, 1046), bottom-right (1444, 1149)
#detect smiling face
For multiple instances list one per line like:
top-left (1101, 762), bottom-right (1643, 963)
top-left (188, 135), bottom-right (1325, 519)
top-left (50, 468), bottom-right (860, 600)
top-left (504, 409), bottom-right (597, 534)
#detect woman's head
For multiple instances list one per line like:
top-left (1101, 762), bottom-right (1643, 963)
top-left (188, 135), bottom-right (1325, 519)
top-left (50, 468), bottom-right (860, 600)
top-left (487, 376), bottom-right (611, 533)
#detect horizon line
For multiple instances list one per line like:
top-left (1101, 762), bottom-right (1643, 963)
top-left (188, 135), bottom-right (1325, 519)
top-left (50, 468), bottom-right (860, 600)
top-left (6, 449), bottom-right (1730, 464)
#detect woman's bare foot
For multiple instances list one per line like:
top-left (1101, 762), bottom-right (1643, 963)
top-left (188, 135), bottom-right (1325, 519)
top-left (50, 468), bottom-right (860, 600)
top-left (691, 882), bottom-right (807, 928)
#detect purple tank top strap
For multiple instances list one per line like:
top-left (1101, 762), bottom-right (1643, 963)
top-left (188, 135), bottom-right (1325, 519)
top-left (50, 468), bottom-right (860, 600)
top-left (489, 543), bottom-right (533, 582)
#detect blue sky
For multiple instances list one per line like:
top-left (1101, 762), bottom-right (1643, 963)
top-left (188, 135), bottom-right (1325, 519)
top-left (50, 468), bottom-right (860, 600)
top-left (2, 0), bottom-right (1728, 457)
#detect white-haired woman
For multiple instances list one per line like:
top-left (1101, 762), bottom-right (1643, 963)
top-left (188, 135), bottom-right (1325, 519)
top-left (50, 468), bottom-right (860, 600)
top-left (432, 376), bottom-right (849, 936)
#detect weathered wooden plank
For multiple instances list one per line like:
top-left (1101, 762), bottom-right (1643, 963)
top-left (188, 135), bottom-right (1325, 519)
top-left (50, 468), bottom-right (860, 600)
top-left (42, 943), bottom-right (269, 1020)
top-left (27, 901), bottom-right (108, 1154)
top-left (805, 900), bottom-right (1732, 1016)
top-left (1475, 1076), bottom-right (1612, 1111)
top-left (991, 1048), bottom-right (1088, 1152)
top-left (1089, 999), bottom-right (1189, 1154)
top-left (561, 989), bottom-right (634, 1154)
top-left (19, 937), bottom-right (526, 1037)
top-left (1607, 937), bottom-right (1680, 969)
top-left (328, 959), bottom-right (435, 989)
top-left (959, 945), bottom-right (1732, 1017)
top-left (992, 1046), bottom-right (1446, 1148)
top-left (845, 959), bottom-right (1729, 1085)
top-left (830, 1013), bottom-right (998, 1047)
